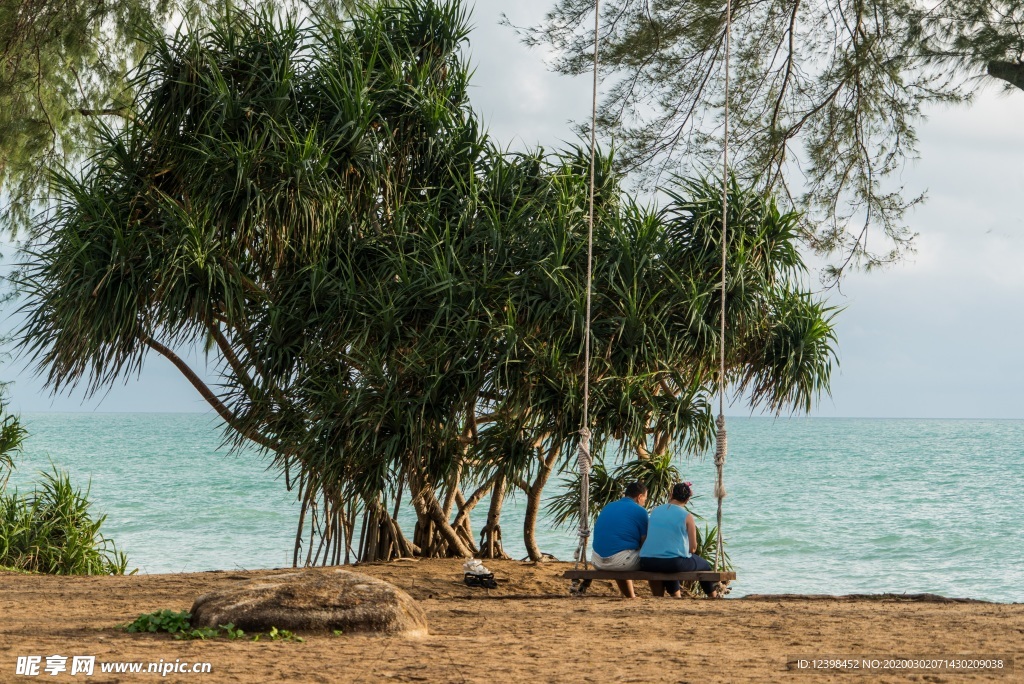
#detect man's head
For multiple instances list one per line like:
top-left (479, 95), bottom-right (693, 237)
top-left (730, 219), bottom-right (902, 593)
top-left (624, 481), bottom-right (647, 506)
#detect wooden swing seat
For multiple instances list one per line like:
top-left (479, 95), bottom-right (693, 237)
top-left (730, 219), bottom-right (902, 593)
top-left (563, 569), bottom-right (735, 583)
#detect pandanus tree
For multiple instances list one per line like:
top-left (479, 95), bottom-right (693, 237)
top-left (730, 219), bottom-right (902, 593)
top-left (20, 0), bottom-right (489, 563)
top-left (473, 156), bottom-right (838, 560)
top-left (18, 0), bottom-right (838, 564)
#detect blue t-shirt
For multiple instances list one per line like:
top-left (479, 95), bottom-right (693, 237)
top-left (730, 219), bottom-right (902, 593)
top-left (592, 497), bottom-right (649, 557)
top-left (639, 503), bottom-right (690, 559)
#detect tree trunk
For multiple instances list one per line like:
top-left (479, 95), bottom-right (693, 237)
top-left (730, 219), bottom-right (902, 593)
top-left (523, 444), bottom-right (562, 561)
top-left (453, 478), bottom-right (493, 534)
top-left (359, 500), bottom-right (417, 562)
top-left (437, 470), bottom-right (480, 555)
top-left (294, 480), bottom-right (351, 567)
top-left (523, 472), bottom-right (549, 562)
top-left (988, 61), bottom-right (1024, 92)
top-left (654, 428), bottom-right (670, 457)
top-left (412, 510), bottom-right (438, 556)
top-left (343, 500), bottom-right (357, 564)
top-left (441, 464), bottom-right (462, 519)
top-left (477, 472), bottom-right (510, 559)
top-left (408, 468), bottom-right (474, 558)
top-left (453, 489), bottom-right (473, 539)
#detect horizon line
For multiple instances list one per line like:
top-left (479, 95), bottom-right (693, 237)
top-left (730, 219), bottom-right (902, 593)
top-left (13, 410), bottom-right (1024, 421)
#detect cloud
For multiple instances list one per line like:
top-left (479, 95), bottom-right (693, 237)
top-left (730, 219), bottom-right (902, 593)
top-left (8, 2), bottom-right (1024, 418)
top-left (467, 1), bottom-right (591, 151)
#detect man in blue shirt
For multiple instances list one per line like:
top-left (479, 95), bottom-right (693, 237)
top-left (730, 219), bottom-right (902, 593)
top-left (591, 481), bottom-right (649, 598)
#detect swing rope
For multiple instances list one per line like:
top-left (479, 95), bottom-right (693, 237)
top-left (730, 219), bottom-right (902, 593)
top-left (714, 0), bottom-right (732, 573)
top-left (574, 0), bottom-right (732, 575)
top-left (573, 0), bottom-right (601, 570)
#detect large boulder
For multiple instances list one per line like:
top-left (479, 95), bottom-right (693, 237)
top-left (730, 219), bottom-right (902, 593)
top-left (189, 569), bottom-right (428, 636)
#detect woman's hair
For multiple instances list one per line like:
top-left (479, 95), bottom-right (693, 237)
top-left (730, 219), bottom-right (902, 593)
top-left (671, 481), bottom-right (692, 503)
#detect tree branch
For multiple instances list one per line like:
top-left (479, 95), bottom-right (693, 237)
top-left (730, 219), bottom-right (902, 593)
top-left (205, 322), bottom-right (262, 403)
top-left (142, 335), bottom-right (283, 453)
top-left (78, 107), bottom-right (139, 123)
top-left (452, 475), bottom-right (495, 530)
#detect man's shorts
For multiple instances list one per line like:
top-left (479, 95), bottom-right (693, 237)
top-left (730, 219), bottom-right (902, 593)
top-left (591, 548), bottom-right (641, 571)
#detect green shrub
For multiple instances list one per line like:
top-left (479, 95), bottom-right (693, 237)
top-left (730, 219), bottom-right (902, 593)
top-left (125, 610), bottom-right (192, 634)
top-left (124, 611), bottom-right (302, 642)
top-left (684, 523), bottom-right (733, 597)
top-left (267, 627), bottom-right (303, 642)
top-left (0, 468), bottom-right (128, 575)
top-left (0, 398), bottom-right (26, 492)
top-left (693, 523), bottom-right (731, 571)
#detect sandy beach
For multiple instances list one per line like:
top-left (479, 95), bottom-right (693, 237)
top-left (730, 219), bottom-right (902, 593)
top-left (2, 559), bottom-right (1021, 683)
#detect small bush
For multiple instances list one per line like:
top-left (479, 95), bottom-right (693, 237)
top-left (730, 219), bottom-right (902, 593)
top-left (0, 410), bottom-right (26, 491)
top-left (684, 523), bottom-right (733, 597)
top-left (267, 627), bottom-right (303, 642)
top-left (221, 623), bottom-right (246, 640)
top-left (125, 610), bottom-right (192, 634)
top-left (0, 468), bottom-right (128, 575)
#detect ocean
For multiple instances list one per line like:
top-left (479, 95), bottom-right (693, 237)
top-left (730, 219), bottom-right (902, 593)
top-left (7, 413), bottom-right (1023, 602)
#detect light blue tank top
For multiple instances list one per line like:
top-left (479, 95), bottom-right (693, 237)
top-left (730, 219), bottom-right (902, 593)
top-left (639, 503), bottom-right (690, 559)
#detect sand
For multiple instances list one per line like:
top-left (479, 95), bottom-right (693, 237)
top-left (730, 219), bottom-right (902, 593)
top-left (1, 559), bottom-right (1021, 683)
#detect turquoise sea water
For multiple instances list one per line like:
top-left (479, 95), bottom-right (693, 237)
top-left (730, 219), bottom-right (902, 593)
top-left (7, 414), bottom-right (1023, 602)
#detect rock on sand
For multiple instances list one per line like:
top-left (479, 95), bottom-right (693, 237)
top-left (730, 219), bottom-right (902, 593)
top-left (189, 568), bottom-right (427, 636)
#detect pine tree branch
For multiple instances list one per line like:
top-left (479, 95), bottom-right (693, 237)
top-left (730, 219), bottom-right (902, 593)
top-left (78, 107), bottom-right (138, 123)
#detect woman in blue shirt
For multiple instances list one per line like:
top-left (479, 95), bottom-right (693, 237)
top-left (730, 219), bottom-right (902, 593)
top-left (639, 481), bottom-right (718, 598)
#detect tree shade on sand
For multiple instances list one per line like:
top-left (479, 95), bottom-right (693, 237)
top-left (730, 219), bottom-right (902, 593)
top-left (18, 0), bottom-right (838, 563)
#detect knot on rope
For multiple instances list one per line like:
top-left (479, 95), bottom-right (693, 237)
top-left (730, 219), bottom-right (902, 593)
top-left (576, 426), bottom-right (593, 553)
top-left (714, 414), bottom-right (727, 467)
top-left (577, 427), bottom-right (592, 474)
top-left (714, 413), bottom-right (727, 500)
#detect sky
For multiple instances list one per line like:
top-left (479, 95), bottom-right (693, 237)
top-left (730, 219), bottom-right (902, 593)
top-left (5, 0), bottom-right (1024, 419)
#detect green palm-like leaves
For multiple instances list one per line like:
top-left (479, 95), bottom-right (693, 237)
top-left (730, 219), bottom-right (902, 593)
top-left (0, 469), bottom-right (128, 575)
top-left (18, 0), bottom-right (838, 561)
